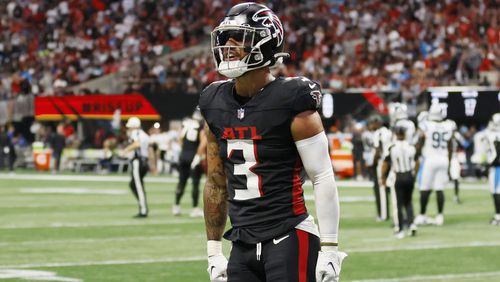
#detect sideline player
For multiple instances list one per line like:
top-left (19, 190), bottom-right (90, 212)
top-left (486, 113), bottom-right (500, 225)
top-left (172, 109), bottom-right (207, 217)
top-left (414, 104), bottom-right (455, 226)
top-left (122, 117), bottom-right (150, 218)
top-left (200, 3), bottom-right (346, 282)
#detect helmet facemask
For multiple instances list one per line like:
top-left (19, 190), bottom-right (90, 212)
top-left (211, 25), bottom-right (274, 78)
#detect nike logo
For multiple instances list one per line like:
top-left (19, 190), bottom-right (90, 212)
top-left (308, 83), bottom-right (316, 89)
top-left (273, 235), bottom-right (290, 244)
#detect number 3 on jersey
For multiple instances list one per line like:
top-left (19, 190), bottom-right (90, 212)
top-left (227, 140), bottom-right (262, 200)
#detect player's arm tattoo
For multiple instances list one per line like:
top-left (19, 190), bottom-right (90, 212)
top-left (203, 123), bottom-right (228, 241)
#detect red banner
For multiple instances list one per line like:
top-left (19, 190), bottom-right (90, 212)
top-left (35, 94), bottom-right (160, 121)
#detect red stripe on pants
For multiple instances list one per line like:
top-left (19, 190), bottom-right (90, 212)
top-left (297, 229), bottom-right (309, 282)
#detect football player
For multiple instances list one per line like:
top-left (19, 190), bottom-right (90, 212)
top-left (372, 115), bottom-right (392, 221)
top-left (486, 113), bottom-right (500, 225)
top-left (199, 3), bottom-right (346, 282)
top-left (414, 104), bottom-right (456, 226)
top-left (389, 103), bottom-right (416, 144)
top-left (172, 108), bottom-right (207, 217)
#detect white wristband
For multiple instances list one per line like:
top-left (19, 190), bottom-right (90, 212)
top-left (207, 240), bottom-right (223, 257)
top-left (321, 245), bottom-right (339, 252)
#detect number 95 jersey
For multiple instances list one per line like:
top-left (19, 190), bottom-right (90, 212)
top-left (421, 119), bottom-right (456, 159)
top-left (199, 77), bottom-right (322, 244)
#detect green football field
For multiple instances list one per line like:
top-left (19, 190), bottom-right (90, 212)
top-left (0, 172), bottom-right (499, 282)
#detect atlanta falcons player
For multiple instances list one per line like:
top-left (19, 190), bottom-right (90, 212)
top-left (199, 3), bottom-right (346, 281)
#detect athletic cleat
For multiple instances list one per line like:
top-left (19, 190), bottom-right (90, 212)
top-left (434, 214), bottom-right (444, 226)
top-left (408, 224), bottom-right (418, 237)
top-left (172, 205), bottom-right (181, 216)
top-left (133, 213), bottom-right (148, 218)
top-left (190, 207), bottom-right (204, 218)
top-left (414, 214), bottom-right (435, 225)
top-left (413, 215), bottom-right (426, 225)
top-left (490, 218), bottom-right (500, 226)
top-left (394, 231), bottom-right (405, 239)
top-left (453, 196), bottom-right (462, 204)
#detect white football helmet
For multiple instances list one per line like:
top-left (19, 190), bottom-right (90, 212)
top-left (389, 102), bottom-right (408, 126)
top-left (428, 104), bottom-right (444, 121)
top-left (490, 113), bottom-right (500, 132)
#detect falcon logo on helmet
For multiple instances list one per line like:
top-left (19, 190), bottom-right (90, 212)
top-left (252, 8), bottom-right (284, 47)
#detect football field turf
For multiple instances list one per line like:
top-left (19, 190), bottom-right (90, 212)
top-left (0, 173), bottom-right (499, 282)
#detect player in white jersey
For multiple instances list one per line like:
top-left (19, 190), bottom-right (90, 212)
top-left (122, 117), bottom-right (151, 218)
top-left (372, 115), bottom-right (393, 221)
top-left (486, 113), bottom-right (500, 225)
top-left (414, 105), bottom-right (456, 226)
top-left (390, 105), bottom-right (416, 144)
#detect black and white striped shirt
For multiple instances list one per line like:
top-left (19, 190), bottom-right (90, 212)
top-left (386, 140), bottom-right (416, 173)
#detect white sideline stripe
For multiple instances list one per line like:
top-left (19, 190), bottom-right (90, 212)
top-left (0, 234), bottom-right (206, 247)
top-left (0, 256), bottom-right (206, 269)
top-left (0, 174), bottom-right (487, 189)
top-left (347, 240), bottom-right (500, 253)
top-left (0, 219), bottom-right (203, 230)
top-left (19, 188), bottom-right (127, 195)
top-left (348, 271), bottom-right (500, 282)
top-left (2, 240), bottom-right (500, 269)
top-left (0, 174), bottom-right (178, 183)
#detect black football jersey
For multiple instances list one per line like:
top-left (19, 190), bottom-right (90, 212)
top-left (199, 76), bottom-right (322, 244)
top-left (179, 118), bottom-right (203, 164)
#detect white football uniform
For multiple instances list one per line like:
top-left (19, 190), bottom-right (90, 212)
top-left (487, 131), bottom-right (500, 194)
top-left (393, 119), bottom-right (416, 144)
top-left (361, 130), bottom-right (375, 167)
top-left (419, 120), bottom-right (456, 191)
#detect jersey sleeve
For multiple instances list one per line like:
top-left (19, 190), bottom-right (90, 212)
top-left (291, 78), bottom-right (322, 114)
top-left (198, 80), bottom-right (228, 113)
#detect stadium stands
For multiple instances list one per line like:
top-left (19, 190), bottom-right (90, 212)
top-left (0, 0), bottom-right (498, 100)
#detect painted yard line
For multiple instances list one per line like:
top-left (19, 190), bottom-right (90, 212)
top-left (0, 256), bottom-right (207, 269)
top-left (2, 241), bottom-right (500, 269)
top-left (19, 188), bottom-right (127, 195)
top-left (348, 271), bottom-right (500, 282)
top-left (0, 213), bottom-right (373, 230)
top-left (0, 219), bottom-right (204, 230)
top-left (0, 174), bottom-right (489, 190)
top-left (347, 240), bottom-right (500, 253)
top-left (0, 234), bottom-right (206, 247)
top-left (0, 174), bottom-right (178, 183)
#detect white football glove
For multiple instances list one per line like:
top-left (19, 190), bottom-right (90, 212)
top-left (315, 250), bottom-right (348, 282)
top-left (207, 254), bottom-right (228, 282)
top-left (191, 154), bottom-right (201, 169)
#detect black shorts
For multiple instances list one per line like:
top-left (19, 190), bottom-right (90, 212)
top-left (227, 229), bottom-right (320, 282)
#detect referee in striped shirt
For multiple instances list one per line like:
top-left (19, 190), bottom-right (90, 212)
top-left (382, 126), bottom-right (420, 238)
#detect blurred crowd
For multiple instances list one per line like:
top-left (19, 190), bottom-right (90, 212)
top-left (1, 0), bottom-right (498, 102)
